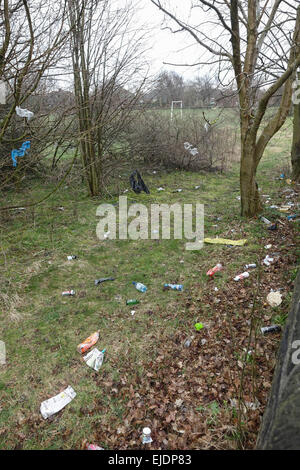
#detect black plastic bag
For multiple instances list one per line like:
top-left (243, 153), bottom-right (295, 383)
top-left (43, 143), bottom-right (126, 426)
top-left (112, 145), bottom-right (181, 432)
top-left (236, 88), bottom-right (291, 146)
top-left (130, 170), bottom-right (150, 194)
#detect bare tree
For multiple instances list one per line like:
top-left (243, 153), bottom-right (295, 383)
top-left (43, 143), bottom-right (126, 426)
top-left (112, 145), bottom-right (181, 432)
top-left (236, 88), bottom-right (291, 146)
top-left (67, 0), bottom-right (148, 196)
top-left (151, 0), bottom-right (300, 216)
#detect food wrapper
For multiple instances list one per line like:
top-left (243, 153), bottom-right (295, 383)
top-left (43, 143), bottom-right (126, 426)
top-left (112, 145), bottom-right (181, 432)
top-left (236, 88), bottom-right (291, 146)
top-left (40, 386), bottom-right (76, 419)
top-left (77, 331), bottom-right (99, 354)
top-left (83, 348), bottom-right (105, 371)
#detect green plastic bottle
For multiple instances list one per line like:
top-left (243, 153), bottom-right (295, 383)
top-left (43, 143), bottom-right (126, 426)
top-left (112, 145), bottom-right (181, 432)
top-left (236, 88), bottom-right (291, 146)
top-left (126, 299), bottom-right (139, 305)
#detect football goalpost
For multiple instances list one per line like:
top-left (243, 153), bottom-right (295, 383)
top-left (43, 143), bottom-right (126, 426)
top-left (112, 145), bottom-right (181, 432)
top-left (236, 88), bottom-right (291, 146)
top-left (170, 100), bottom-right (183, 121)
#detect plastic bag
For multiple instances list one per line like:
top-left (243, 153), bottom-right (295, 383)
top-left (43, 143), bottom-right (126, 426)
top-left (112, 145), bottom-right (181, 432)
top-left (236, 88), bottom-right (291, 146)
top-left (130, 170), bottom-right (150, 194)
top-left (16, 106), bottom-right (34, 120)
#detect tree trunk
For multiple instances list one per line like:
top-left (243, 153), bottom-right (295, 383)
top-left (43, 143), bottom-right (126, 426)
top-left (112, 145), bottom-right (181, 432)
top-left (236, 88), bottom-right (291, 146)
top-left (240, 139), bottom-right (263, 217)
top-left (291, 93), bottom-right (300, 181)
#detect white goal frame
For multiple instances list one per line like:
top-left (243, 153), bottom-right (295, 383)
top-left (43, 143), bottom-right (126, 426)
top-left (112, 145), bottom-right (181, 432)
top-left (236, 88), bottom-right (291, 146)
top-left (170, 100), bottom-right (183, 121)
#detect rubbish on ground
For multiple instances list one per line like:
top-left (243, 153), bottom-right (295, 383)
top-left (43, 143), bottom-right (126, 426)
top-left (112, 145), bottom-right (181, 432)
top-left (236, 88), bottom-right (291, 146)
top-left (163, 283), bottom-right (183, 291)
top-left (201, 338), bottom-right (207, 345)
top-left (11, 140), bottom-right (31, 167)
top-left (263, 255), bottom-right (274, 266)
top-left (286, 179), bottom-right (292, 185)
top-left (287, 214), bottom-right (298, 220)
top-left (194, 323), bottom-right (204, 331)
top-left (103, 231), bottom-right (110, 239)
top-left (267, 291), bottom-right (282, 307)
top-left (269, 205), bottom-right (279, 209)
top-left (132, 281), bottom-right (147, 292)
top-left (0, 341), bottom-right (6, 365)
top-left (268, 222), bottom-right (277, 231)
top-left (245, 263), bottom-right (256, 269)
top-left (190, 147), bottom-right (199, 156)
top-left (142, 427), bottom-right (153, 444)
top-left (94, 277), bottom-right (115, 285)
top-left (83, 348), bottom-right (106, 371)
top-left (16, 106), bottom-right (34, 120)
top-left (279, 173), bottom-right (285, 179)
top-left (184, 338), bottom-right (192, 348)
top-left (157, 187), bottom-right (165, 191)
top-left (130, 170), bottom-right (150, 194)
top-left (126, 299), bottom-right (139, 305)
top-left (77, 331), bottom-right (100, 354)
top-left (214, 287), bottom-right (219, 291)
top-left (230, 398), bottom-right (260, 411)
top-left (131, 310), bottom-right (136, 316)
top-left (87, 443), bottom-right (104, 450)
top-left (204, 238), bottom-right (247, 246)
top-left (279, 205), bottom-right (292, 212)
top-left (264, 244), bottom-right (272, 249)
top-left (194, 185), bottom-right (201, 189)
top-left (173, 189), bottom-right (183, 192)
top-left (260, 216), bottom-right (271, 225)
top-left (40, 386), bottom-right (76, 419)
top-left (261, 325), bottom-right (281, 334)
top-left (67, 255), bottom-right (77, 260)
top-left (184, 142), bottom-right (199, 156)
top-left (206, 263), bottom-right (222, 277)
top-left (62, 290), bottom-right (75, 296)
top-left (234, 272), bottom-right (249, 281)
top-left (236, 196), bottom-right (241, 200)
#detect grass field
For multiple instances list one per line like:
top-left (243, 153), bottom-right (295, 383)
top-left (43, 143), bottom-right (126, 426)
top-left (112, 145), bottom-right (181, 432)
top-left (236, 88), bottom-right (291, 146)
top-left (0, 116), bottom-right (299, 449)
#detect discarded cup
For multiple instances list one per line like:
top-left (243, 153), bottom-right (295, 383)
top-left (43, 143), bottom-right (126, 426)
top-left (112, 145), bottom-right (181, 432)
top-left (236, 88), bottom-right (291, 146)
top-left (62, 290), bottom-right (75, 296)
top-left (77, 331), bottom-right (100, 354)
top-left (40, 386), bottom-right (76, 419)
top-left (234, 272), bottom-right (249, 281)
top-left (163, 284), bottom-right (183, 291)
top-left (132, 282), bottom-right (147, 293)
top-left (142, 427), bottom-right (153, 444)
top-left (206, 263), bottom-right (222, 277)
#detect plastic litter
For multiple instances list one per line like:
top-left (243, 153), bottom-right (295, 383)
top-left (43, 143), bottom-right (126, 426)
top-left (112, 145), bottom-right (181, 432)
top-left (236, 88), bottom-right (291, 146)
top-left (245, 263), bottom-right (256, 269)
top-left (157, 187), bottom-right (165, 191)
top-left (16, 106), bottom-right (34, 120)
top-left (287, 214), bottom-right (298, 220)
top-left (94, 277), bottom-right (115, 285)
top-left (264, 244), bottom-right (272, 249)
top-left (234, 272), bottom-right (249, 281)
top-left (87, 443), bottom-right (104, 450)
top-left (132, 282), bottom-right (147, 293)
top-left (263, 255), bottom-right (274, 266)
top-left (131, 310), bottom-right (136, 316)
top-left (142, 427), bottom-right (152, 444)
top-left (260, 216), bottom-right (271, 225)
top-left (126, 299), bottom-right (139, 305)
top-left (40, 386), bottom-right (76, 419)
top-left (163, 284), bottom-right (183, 291)
top-left (77, 331), bottom-right (100, 354)
top-left (267, 291), bottom-right (282, 307)
top-left (11, 140), bottom-right (31, 167)
top-left (67, 255), bottom-right (77, 260)
top-left (130, 170), bottom-right (150, 194)
top-left (0, 341), bottom-right (6, 365)
top-left (184, 338), bottom-right (192, 348)
top-left (204, 238), bottom-right (247, 246)
top-left (194, 323), bottom-right (204, 331)
top-left (261, 325), bottom-right (281, 334)
top-left (206, 263), bottom-right (222, 277)
top-left (194, 185), bottom-right (201, 190)
top-left (62, 290), bottom-right (75, 296)
top-left (267, 222), bottom-right (277, 231)
top-left (83, 348), bottom-right (105, 371)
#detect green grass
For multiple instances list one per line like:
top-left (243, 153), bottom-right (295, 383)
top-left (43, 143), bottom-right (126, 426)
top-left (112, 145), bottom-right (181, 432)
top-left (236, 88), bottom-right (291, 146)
top-left (0, 116), bottom-right (298, 449)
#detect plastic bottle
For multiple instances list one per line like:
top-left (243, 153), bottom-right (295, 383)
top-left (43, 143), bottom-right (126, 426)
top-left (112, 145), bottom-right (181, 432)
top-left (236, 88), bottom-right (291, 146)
top-left (163, 284), bottom-right (183, 291)
top-left (260, 216), bottom-right (271, 225)
top-left (234, 272), bottom-right (249, 281)
top-left (142, 427), bottom-right (152, 444)
top-left (206, 263), bottom-right (222, 277)
top-left (126, 299), bottom-right (139, 305)
top-left (132, 282), bottom-right (147, 292)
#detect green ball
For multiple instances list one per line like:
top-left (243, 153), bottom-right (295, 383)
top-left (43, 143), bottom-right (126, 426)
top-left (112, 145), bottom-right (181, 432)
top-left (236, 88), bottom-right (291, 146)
top-left (194, 322), bottom-right (204, 331)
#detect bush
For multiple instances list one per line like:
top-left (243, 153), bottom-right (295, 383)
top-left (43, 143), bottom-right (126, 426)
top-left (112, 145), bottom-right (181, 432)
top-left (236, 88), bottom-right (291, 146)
top-left (124, 109), bottom-right (238, 172)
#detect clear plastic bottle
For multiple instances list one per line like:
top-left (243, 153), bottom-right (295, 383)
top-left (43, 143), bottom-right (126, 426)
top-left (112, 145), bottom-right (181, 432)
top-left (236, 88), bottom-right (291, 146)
top-left (163, 284), bottom-right (183, 291)
top-left (142, 427), bottom-right (152, 444)
top-left (132, 282), bottom-right (147, 292)
top-left (234, 272), bottom-right (249, 281)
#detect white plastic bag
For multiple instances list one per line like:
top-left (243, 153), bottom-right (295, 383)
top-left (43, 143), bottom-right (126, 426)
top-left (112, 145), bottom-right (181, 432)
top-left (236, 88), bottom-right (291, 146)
top-left (16, 106), bottom-right (34, 120)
